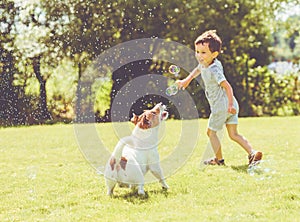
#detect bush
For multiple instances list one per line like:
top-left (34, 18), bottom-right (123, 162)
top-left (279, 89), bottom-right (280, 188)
top-left (247, 66), bottom-right (300, 116)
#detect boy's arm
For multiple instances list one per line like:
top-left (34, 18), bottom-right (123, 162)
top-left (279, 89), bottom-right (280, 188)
top-left (176, 67), bottom-right (201, 90)
top-left (220, 80), bottom-right (236, 114)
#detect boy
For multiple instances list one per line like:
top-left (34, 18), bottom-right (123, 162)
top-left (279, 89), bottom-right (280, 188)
top-left (176, 30), bottom-right (262, 166)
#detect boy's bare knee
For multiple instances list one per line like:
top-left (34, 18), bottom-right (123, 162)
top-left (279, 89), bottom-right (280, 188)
top-left (229, 132), bottom-right (239, 141)
top-left (207, 129), bottom-right (216, 138)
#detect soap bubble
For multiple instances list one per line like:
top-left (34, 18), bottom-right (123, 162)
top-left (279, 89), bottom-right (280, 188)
top-left (26, 166), bottom-right (38, 201)
top-left (165, 84), bottom-right (178, 96)
top-left (247, 160), bottom-right (276, 180)
top-left (27, 166), bottom-right (38, 180)
top-left (168, 65), bottom-right (180, 76)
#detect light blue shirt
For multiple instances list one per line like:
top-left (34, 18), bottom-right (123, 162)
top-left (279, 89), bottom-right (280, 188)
top-left (197, 59), bottom-right (238, 113)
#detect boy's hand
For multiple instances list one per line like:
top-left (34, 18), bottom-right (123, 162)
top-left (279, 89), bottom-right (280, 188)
top-left (228, 105), bottom-right (236, 114)
top-left (176, 79), bottom-right (189, 90)
top-left (176, 67), bottom-right (200, 90)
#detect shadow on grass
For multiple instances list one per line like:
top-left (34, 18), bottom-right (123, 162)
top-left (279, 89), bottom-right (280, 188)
top-left (113, 188), bottom-right (168, 204)
top-left (231, 164), bottom-right (248, 173)
top-left (148, 188), bottom-right (169, 197)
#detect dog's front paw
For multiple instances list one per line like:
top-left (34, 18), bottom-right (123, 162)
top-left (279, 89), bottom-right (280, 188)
top-left (161, 181), bottom-right (169, 190)
top-left (107, 189), bottom-right (113, 196)
top-left (137, 185), bottom-right (145, 196)
top-left (138, 189), bottom-right (145, 196)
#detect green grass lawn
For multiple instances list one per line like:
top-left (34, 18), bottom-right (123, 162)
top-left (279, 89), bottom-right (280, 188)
top-left (1, 117), bottom-right (299, 222)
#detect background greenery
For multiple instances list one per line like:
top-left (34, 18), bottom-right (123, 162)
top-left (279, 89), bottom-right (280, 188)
top-left (1, 117), bottom-right (299, 221)
top-left (1, 2), bottom-right (299, 221)
top-left (0, 0), bottom-right (300, 126)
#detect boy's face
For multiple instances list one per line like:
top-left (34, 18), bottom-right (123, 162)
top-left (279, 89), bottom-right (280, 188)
top-left (195, 42), bottom-right (218, 67)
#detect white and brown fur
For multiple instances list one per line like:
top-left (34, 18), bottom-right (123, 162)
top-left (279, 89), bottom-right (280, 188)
top-left (104, 103), bottom-right (169, 196)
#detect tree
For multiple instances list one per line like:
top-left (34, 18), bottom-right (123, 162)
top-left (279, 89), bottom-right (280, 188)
top-left (0, 0), bottom-right (20, 126)
top-left (98, 0), bottom-right (285, 117)
top-left (13, 0), bottom-right (80, 123)
top-left (272, 14), bottom-right (300, 61)
top-left (3, 0), bottom-right (295, 126)
top-left (31, 55), bottom-right (52, 120)
top-left (39, 0), bottom-right (126, 121)
top-left (54, 0), bottom-right (292, 119)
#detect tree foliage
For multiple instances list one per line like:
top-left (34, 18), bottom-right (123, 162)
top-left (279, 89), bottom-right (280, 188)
top-left (0, 0), bottom-right (21, 125)
top-left (0, 0), bottom-right (299, 125)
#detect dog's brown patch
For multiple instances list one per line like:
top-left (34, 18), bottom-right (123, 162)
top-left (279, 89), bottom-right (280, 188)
top-left (138, 114), bottom-right (151, 129)
top-left (110, 157), bottom-right (116, 170)
top-left (131, 103), bottom-right (168, 129)
top-left (131, 114), bottom-right (139, 125)
top-left (120, 157), bottom-right (128, 170)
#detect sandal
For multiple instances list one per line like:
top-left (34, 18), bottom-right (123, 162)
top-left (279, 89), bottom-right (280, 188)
top-left (204, 158), bottom-right (225, 166)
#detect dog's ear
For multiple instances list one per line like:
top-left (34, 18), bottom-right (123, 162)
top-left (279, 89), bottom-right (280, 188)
top-left (131, 113), bottom-right (139, 125)
top-left (161, 111), bottom-right (169, 120)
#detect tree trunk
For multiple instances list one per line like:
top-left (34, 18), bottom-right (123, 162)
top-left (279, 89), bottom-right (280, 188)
top-left (32, 55), bottom-right (52, 122)
top-left (75, 61), bottom-right (82, 122)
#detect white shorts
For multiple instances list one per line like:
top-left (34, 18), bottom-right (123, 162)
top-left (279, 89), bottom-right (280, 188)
top-left (208, 98), bottom-right (239, 131)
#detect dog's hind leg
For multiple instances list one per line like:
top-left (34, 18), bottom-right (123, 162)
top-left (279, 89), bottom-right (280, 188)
top-left (105, 179), bottom-right (117, 196)
top-left (137, 184), bottom-right (145, 195)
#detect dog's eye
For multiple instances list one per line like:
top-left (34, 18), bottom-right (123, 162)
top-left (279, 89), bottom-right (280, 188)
top-left (151, 111), bottom-right (156, 115)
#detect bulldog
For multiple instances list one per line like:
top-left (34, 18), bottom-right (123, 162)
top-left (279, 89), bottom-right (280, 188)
top-left (104, 103), bottom-right (169, 196)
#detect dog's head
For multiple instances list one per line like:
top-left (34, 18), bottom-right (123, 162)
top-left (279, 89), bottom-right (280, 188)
top-left (131, 103), bottom-right (168, 129)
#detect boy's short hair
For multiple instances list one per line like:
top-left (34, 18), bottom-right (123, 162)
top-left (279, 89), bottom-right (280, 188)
top-left (194, 30), bottom-right (222, 53)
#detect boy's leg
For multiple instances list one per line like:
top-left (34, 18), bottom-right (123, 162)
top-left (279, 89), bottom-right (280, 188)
top-left (200, 128), bottom-right (224, 167)
top-left (226, 123), bottom-right (262, 165)
top-left (203, 111), bottom-right (227, 165)
top-left (226, 124), bottom-right (252, 154)
top-left (201, 128), bottom-right (224, 159)
top-left (207, 128), bottom-right (223, 160)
